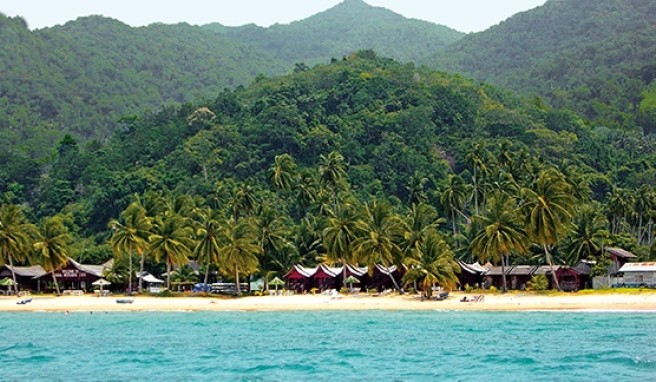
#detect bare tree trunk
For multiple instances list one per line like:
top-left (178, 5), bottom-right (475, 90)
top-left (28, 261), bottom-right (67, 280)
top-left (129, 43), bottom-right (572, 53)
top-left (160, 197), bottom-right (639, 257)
top-left (128, 249), bottom-right (133, 295)
top-left (138, 249), bottom-right (145, 293)
top-left (235, 266), bottom-right (241, 296)
top-left (501, 254), bottom-right (508, 293)
top-left (52, 271), bottom-right (61, 296)
top-left (544, 245), bottom-right (561, 291)
top-left (203, 265), bottom-right (210, 285)
top-left (8, 255), bottom-right (18, 295)
top-left (166, 259), bottom-right (171, 290)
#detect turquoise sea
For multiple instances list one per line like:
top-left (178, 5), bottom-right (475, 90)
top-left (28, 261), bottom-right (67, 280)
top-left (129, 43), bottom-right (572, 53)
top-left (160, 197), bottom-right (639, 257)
top-left (1, 310), bottom-right (655, 381)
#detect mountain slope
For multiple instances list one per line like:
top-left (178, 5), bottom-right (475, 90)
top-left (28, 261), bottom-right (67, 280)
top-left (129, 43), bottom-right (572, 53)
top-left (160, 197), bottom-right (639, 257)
top-left (206, 0), bottom-right (464, 65)
top-left (430, 0), bottom-right (656, 133)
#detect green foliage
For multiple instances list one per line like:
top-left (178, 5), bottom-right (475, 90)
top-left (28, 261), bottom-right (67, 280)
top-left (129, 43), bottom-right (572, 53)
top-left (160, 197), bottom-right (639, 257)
top-left (527, 275), bottom-right (549, 291)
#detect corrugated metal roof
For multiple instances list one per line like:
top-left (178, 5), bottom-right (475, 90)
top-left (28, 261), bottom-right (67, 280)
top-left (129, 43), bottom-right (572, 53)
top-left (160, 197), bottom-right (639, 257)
top-left (618, 262), bottom-right (656, 272)
top-left (3, 265), bottom-right (46, 278)
top-left (508, 265), bottom-right (536, 276)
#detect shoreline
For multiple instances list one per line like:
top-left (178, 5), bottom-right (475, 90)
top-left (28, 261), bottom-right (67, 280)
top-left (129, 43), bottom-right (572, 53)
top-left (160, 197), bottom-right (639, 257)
top-left (2, 291), bottom-right (656, 313)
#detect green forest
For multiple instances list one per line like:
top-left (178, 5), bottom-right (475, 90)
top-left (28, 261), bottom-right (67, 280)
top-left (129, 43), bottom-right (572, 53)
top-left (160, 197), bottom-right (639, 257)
top-left (1, 0), bottom-right (655, 293)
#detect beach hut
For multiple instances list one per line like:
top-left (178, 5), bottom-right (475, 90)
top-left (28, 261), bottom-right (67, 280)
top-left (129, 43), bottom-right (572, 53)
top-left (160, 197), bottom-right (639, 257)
top-left (0, 265), bottom-right (46, 293)
top-left (485, 266), bottom-right (512, 290)
top-left (35, 258), bottom-right (108, 293)
top-left (457, 261), bottom-right (488, 289)
top-left (138, 272), bottom-right (165, 293)
top-left (314, 264), bottom-right (343, 291)
top-left (285, 265), bottom-right (317, 293)
top-left (617, 262), bottom-right (656, 288)
top-left (370, 264), bottom-right (403, 292)
top-left (602, 247), bottom-right (638, 275)
top-left (508, 265), bottom-right (537, 290)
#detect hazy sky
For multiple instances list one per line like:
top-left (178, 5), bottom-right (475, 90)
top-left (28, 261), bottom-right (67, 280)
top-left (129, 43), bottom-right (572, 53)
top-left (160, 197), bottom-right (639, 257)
top-left (2, 0), bottom-right (547, 33)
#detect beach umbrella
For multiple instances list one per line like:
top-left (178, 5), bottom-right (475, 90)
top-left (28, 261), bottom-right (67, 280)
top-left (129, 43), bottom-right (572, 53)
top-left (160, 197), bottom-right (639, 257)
top-left (345, 275), bottom-right (360, 289)
top-left (0, 277), bottom-right (16, 286)
top-left (92, 278), bottom-right (111, 293)
top-left (269, 277), bottom-right (285, 292)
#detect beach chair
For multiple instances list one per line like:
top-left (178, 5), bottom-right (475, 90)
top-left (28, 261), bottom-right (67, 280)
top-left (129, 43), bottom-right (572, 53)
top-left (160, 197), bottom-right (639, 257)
top-left (433, 291), bottom-right (449, 301)
top-left (16, 297), bottom-right (32, 305)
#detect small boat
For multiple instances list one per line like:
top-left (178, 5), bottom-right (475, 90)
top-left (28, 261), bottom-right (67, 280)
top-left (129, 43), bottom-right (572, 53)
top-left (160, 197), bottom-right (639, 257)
top-left (115, 298), bottom-right (134, 304)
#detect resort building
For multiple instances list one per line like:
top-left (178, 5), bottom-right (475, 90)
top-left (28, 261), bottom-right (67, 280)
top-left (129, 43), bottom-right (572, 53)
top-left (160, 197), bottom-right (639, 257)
top-left (616, 262), bottom-right (656, 288)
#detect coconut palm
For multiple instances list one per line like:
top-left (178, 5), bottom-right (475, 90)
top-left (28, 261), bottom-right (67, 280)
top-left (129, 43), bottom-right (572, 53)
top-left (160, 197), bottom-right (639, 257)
top-left (322, 201), bottom-right (364, 271)
top-left (109, 203), bottom-right (152, 293)
top-left (270, 153), bottom-right (297, 193)
top-left (402, 203), bottom-right (445, 260)
top-left (563, 204), bottom-right (609, 265)
top-left (231, 183), bottom-right (257, 222)
top-left (170, 265), bottom-right (199, 291)
top-left (403, 232), bottom-right (459, 298)
top-left (470, 193), bottom-right (528, 293)
top-left (218, 218), bottom-right (261, 296)
top-left (149, 214), bottom-right (195, 290)
top-left (607, 187), bottom-right (633, 235)
top-left (0, 204), bottom-right (36, 294)
top-left (439, 174), bottom-right (469, 238)
top-left (520, 168), bottom-right (575, 291)
top-left (319, 151), bottom-right (347, 192)
top-left (465, 142), bottom-right (491, 215)
top-left (256, 205), bottom-right (296, 290)
top-left (192, 207), bottom-right (222, 285)
top-left (33, 216), bottom-right (72, 295)
top-left (352, 200), bottom-right (405, 291)
top-left (406, 173), bottom-right (429, 206)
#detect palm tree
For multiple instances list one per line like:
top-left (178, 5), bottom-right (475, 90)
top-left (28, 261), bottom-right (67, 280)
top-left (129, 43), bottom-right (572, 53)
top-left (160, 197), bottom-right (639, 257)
top-left (403, 232), bottom-right (459, 298)
top-left (322, 201), bottom-right (364, 277)
top-left (170, 265), bottom-right (199, 291)
top-left (319, 151), bottom-right (347, 193)
top-left (270, 153), bottom-right (297, 193)
top-left (149, 214), bottom-right (195, 290)
top-left (32, 216), bottom-right (72, 295)
top-left (402, 203), bottom-right (445, 260)
top-left (231, 184), bottom-right (257, 222)
top-left (218, 218), bottom-right (261, 296)
top-left (109, 203), bottom-right (152, 294)
top-left (0, 204), bottom-right (37, 294)
top-left (520, 168), bottom-right (575, 291)
top-left (607, 187), bottom-right (633, 235)
top-left (406, 173), bottom-right (429, 206)
top-left (465, 142), bottom-right (491, 215)
top-left (564, 204), bottom-right (609, 265)
top-left (470, 193), bottom-right (528, 293)
top-left (440, 174), bottom-right (469, 238)
top-left (352, 200), bottom-right (405, 291)
top-left (256, 205), bottom-right (296, 290)
top-left (192, 207), bottom-right (222, 285)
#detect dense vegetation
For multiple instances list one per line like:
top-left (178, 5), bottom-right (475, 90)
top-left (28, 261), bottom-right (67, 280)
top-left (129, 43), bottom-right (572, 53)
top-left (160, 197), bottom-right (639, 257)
top-left (206, 0), bottom-right (463, 66)
top-left (430, 0), bottom-right (656, 135)
top-left (1, 54), bottom-right (654, 294)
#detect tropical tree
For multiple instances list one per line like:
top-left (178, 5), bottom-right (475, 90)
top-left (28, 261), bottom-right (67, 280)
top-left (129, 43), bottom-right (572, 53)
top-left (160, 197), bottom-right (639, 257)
top-left (149, 214), bottom-right (195, 290)
top-left (0, 204), bottom-right (37, 294)
top-left (439, 174), bottom-right (469, 238)
top-left (405, 173), bottom-right (429, 206)
top-left (607, 187), bottom-right (633, 235)
top-left (270, 153), bottom-right (297, 193)
top-left (218, 218), bottom-right (262, 296)
top-left (170, 265), bottom-right (199, 291)
top-left (352, 200), bottom-right (405, 291)
top-left (231, 184), bottom-right (258, 222)
top-left (465, 142), bottom-right (491, 215)
top-left (319, 151), bottom-right (347, 193)
top-left (403, 232), bottom-right (459, 298)
top-left (322, 201), bottom-right (364, 279)
top-left (563, 204), bottom-right (609, 265)
top-left (33, 215), bottom-right (72, 295)
top-left (102, 257), bottom-right (129, 289)
top-left (402, 203), bottom-right (444, 260)
top-left (192, 207), bottom-right (222, 285)
top-left (521, 168), bottom-right (575, 290)
top-left (256, 204), bottom-right (296, 290)
top-left (109, 203), bottom-right (152, 293)
top-left (470, 193), bottom-right (528, 293)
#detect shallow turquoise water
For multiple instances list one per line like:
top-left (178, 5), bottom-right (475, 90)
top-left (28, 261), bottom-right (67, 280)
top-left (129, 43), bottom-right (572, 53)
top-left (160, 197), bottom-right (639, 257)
top-left (1, 311), bottom-right (655, 381)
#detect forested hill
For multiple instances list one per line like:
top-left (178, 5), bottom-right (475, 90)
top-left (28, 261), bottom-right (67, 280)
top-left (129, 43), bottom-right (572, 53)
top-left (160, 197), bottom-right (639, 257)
top-left (205, 0), bottom-right (464, 65)
top-left (16, 53), bottom-right (655, 237)
top-left (429, 0), bottom-right (656, 135)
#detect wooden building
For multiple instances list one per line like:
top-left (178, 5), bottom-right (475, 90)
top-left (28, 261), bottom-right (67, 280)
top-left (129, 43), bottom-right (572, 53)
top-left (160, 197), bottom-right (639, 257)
top-left (0, 265), bottom-right (46, 293)
top-left (617, 262), bottom-right (656, 287)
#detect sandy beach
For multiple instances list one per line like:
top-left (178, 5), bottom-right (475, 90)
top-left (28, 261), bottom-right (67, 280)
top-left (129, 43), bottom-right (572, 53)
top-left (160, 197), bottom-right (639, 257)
top-left (2, 291), bottom-right (656, 312)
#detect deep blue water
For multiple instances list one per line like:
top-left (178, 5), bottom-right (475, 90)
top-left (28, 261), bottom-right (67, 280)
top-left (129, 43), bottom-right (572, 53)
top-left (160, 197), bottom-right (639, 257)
top-left (1, 311), bottom-right (655, 381)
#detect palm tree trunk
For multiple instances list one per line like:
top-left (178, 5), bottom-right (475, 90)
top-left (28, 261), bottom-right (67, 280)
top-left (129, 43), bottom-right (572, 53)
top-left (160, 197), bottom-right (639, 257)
top-left (52, 271), bottom-right (61, 296)
top-left (389, 272), bottom-right (402, 293)
top-left (473, 167), bottom-right (479, 216)
top-left (166, 260), bottom-right (171, 290)
top-left (128, 248), bottom-right (133, 295)
top-left (138, 249), bottom-right (145, 293)
top-left (235, 265), bottom-right (241, 296)
top-left (544, 245), bottom-right (561, 291)
top-left (501, 254), bottom-right (507, 293)
top-left (8, 255), bottom-right (18, 295)
top-left (203, 265), bottom-right (210, 285)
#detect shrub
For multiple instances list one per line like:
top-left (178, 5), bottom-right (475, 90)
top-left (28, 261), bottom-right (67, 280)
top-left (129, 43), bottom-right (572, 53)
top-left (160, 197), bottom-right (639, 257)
top-left (489, 286), bottom-right (498, 293)
top-left (527, 275), bottom-right (549, 291)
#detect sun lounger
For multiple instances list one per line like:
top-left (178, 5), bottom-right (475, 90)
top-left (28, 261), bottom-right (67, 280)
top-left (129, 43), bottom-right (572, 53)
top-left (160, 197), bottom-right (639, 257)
top-left (460, 295), bottom-right (484, 303)
top-left (116, 298), bottom-right (134, 304)
top-left (16, 297), bottom-right (32, 305)
top-left (432, 292), bottom-right (449, 301)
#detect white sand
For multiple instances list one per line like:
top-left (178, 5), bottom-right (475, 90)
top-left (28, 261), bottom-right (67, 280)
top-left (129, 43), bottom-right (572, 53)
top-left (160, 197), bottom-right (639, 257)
top-left (2, 291), bottom-right (656, 312)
